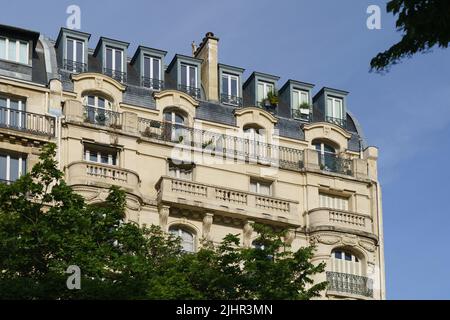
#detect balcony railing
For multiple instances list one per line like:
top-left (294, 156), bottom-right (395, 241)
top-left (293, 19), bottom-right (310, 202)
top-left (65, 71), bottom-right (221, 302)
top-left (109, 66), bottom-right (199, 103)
top-left (178, 84), bottom-right (201, 99)
top-left (0, 106), bottom-right (55, 137)
top-left (138, 119), bottom-right (304, 172)
top-left (83, 105), bottom-right (122, 129)
top-left (156, 176), bottom-right (300, 223)
top-left (318, 152), bottom-right (353, 176)
top-left (220, 93), bottom-right (243, 107)
top-left (103, 68), bottom-right (127, 83)
top-left (308, 208), bottom-right (372, 233)
top-left (292, 109), bottom-right (311, 122)
top-left (141, 76), bottom-right (164, 90)
top-left (63, 59), bottom-right (87, 73)
top-left (326, 271), bottom-right (373, 298)
top-left (325, 116), bottom-right (346, 128)
top-left (0, 179), bottom-right (13, 185)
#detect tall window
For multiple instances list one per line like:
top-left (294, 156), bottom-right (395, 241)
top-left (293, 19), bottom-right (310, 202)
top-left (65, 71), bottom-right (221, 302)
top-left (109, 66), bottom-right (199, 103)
top-left (163, 110), bottom-right (186, 142)
top-left (180, 63), bottom-right (197, 88)
top-left (105, 46), bottom-right (124, 82)
top-left (222, 73), bottom-right (239, 104)
top-left (330, 249), bottom-right (362, 276)
top-left (257, 81), bottom-right (274, 104)
top-left (244, 125), bottom-right (266, 159)
top-left (319, 193), bottom-right (349, 211)
top-left (84, 145), bottom-right (117, 166)
top-left (250, 179), bottom-right (272, 196)
top-left (0, 152), bottom-right (26, 183)
top-left (169, 226), bottom-right (195, 253)
top-left (84, 95), bottom-right (113, 125)
top-left (0, 37), bottom-right (28, 64)
top-left (0, 96), bottom-right (26, 129)
top-left (326, 97), bottom-right (343, 121)
top-left (143, 55), bottom-right (161, 89)
top-left (314, 141), bottom-right (337, 171)
top-left (66, 38), bottom-right (84, 72)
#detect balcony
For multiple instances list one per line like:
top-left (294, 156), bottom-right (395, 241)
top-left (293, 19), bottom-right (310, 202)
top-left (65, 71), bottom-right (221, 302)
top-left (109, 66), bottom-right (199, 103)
top-left (177, 84), bottom-right (201, 99)
top-left (325, 116), bottom-right (346, 128)
top-left (141, 76), bottom-right (164, 90)
top-left (318, 152), bottom-right (353, 176)
top-left (308, 208), bottom-right (372, 234)
top-left (103, 68), bottom-right (127, 83)
top-left (0, 106), bottom-right (55, 137)
top-left (83, 106), bottom-right (123, 129)
top-left (67, 161), bottom-right (140, 194)
top-left (138, 119), bottom-right (304, 172)
top-left (292, 108), bottom-right (311, 122)
top-left (156, 176), bottom-right (300, 225)
top-left (326, 271), bottom-right (373, 298)
top-left (220, 93), bottom-right (243, 107)
top-left (63, 59), bottom-right (87, 73)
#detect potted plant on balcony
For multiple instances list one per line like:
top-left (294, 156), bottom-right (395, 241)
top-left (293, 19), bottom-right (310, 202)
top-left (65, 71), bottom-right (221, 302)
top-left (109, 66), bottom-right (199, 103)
top-left (299, 102), bottom-right (311, 114)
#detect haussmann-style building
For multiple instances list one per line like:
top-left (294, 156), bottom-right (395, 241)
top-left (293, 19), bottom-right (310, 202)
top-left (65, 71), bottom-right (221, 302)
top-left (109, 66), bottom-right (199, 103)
top-left (0, 23), bottom-right (385, 300)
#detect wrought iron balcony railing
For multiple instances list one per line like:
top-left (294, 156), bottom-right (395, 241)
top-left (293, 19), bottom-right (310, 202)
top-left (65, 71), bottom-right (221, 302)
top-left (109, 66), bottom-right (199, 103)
top-left (103, 68), bottom-right (127, 83)
top-left (0, 106), bottom-right (56, 137)
top-left (138, 119), bottom-right (304, 172)
top-left (83, 105), bottom-right (123, 129)
top-left (63, 59), bottom-right (87, 73)
top-left (220, 93), bottom-right (243, 107)
top-left (141, 77), bottom-right (164, 90)
top-left (318, 152), bottom-right (353, 176)
top-left (178, 84), bottom-right (201, 99)
top-left (326, 271), bottom-right (373, 298)
top-left (325, 116), bottom-right (347, 128)
top-left (0, 179), bottom-right (13, 185)
top-left (292, 108), bottom-right (311, 122)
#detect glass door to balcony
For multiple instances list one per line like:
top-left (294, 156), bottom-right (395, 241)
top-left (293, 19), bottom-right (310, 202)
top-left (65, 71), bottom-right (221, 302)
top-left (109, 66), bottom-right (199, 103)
top-left (163, 110), bottom-right (186, 143)
top-left (244, 126), bottom-right (267, 161)
top-left (143, 55), bottom-right (162, 90)
top-left (314, 142), bottom-right (336, 171)
top-left (0, 97), bottom-right (26, 131)
top-left (66, 38), bottom-right (84, 72)
top-left (105, 46), bottom-right (124, 82)
top-left (85, 96), bottom-right (113, 126)
top-left (221, 73), bottom-right (240, 106)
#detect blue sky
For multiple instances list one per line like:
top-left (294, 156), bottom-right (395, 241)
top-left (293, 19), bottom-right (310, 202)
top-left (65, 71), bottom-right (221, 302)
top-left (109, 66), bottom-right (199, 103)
top-left (1, 0), bottom-right (449, 299)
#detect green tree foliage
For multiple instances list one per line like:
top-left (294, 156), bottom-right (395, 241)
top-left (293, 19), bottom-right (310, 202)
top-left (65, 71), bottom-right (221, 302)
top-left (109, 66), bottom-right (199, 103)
top-left (371, 0), bottom-right (450, 71)
top-left (0, 143), bottom-right (327, 299)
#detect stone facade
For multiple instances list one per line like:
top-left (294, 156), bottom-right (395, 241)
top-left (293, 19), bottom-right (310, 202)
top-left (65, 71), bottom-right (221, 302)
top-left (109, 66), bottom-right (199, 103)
top-left (0, 24), bottom-right (385, 300)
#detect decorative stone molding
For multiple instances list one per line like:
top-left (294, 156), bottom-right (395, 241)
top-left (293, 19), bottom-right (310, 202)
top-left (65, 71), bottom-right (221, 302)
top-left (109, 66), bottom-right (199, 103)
top-left (243, 220), bottom-right (254, 248)
top-left (202, 213), bottom-right (214, 241)
top-left (284, 229), bottom-right (296, 246)
top-left (158, 205), bottom-right (170, 232)
top-left (359, 240), bottom-right (376, 252)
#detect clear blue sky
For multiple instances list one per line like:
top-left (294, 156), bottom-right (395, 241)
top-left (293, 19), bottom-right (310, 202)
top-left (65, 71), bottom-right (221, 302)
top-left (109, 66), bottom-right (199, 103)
top-left (1, 0), bottom-right (449, 299)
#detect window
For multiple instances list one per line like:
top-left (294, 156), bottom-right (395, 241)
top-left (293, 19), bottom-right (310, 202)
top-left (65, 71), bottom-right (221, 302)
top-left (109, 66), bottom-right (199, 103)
top-left (319, 193), bottom-right (349, 211)
top-left (250, 179), bottom-right (272, 196)
top-left (0, 152), bottom-right (26, 183)
top-left (314, 141), bottom-right (337, 171)
top-left (326, 97), bottom-right (344, 121)
top-left (0, 96), bottom-right (26, 129)
top-left (222, 73), bottom-right (239, 101)
top-left (257, 81), bottom-right (274, 104)
top-left (84, 145), bottom-right (117, 166)
top-left (168, 160), bottom-right (193, 180)
top-left (84, 95), bottom-right (113, 125)
top-left (293, 89), bottom-right (309, 109)
top-left (66, 38), bottom-right (84, 72)
top-left (105, 46), bottom-right (124, 82)
top-left (163, 110), bottom-right (186, 142)
top-left (169, 226), bottom-right (195, 253)
top-left (244, 125), bottom-right (267, 159)
top-left (180, 63), bottom-right (197, 88)
top-left (143, 55), bottom-right (161, 89)
top-left (0, 37), bottom-right (28, 64)
top-left (330, 249), bottom-right (361, 276)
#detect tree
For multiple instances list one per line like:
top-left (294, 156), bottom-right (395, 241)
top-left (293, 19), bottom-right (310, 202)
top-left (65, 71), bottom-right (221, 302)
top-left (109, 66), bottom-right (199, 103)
top-left (370, 0), bottom-right (450, 72)
top-left (0, 143), bottom-right (327, 299)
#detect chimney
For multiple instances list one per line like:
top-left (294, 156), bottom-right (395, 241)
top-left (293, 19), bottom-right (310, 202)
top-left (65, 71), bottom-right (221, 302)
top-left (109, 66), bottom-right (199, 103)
top-left (194, 32), bottom-right (219, 101)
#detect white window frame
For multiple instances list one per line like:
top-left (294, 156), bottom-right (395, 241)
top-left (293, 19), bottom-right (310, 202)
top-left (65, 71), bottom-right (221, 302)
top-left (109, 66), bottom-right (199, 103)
top-left (0, 97), bottom-right (25, 126)
top-left (169, 227), bottom-right (195, 253)
top-left (257, 81), bottom-right (274, 103)
top-left (84, 96), bottom-right (112, 110)
top-left (222, 73), bottom-right (239, 98)
top-left (319, 193), bottom-right (349, 211)
top-left (66, 37), bottom-right (84, 64)
top-left (143, 55), bottom-right (161, 81)
top-left (331, 250), bottom-right (362, 276)
top-left (250, 179), bottom-right (272, 196)
top-left (0, 37), bottom-right (29, 64)
top-left (0, 154), bottom-right (25, 181)
top-left (84, 148), bottom-right (117, 166)
top-left (314, 142), bottom-right (336, 157)
top-left (180, 63), bottom-right (198, 88)
top-left (326, 96), bottom-right (344, 120)
top-left (293, 89), bottom-right (309, 112)
top-left (105, 46), bottom-right (124, 72)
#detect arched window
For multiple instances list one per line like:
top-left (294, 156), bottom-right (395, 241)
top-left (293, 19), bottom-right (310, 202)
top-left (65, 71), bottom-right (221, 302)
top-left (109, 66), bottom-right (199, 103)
top-left (330, 249), bottom-right (362, 276)
top-left (169, 226), bottom-right (195, 253)
top-left (313, 140), bottom-right (337, 171)
top-left (163, 109), bottom-right (187, 143)
top-left (243, 124), bottom-right (266, 159)
top-left (83, 95), bottom-right (113, 125)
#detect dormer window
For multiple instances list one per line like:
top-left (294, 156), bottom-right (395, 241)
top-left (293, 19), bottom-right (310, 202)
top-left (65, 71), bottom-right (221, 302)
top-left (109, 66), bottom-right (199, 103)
top-left (105, 46), bottom-right (125, 82)
top-left (65, 37), bottom-right (85, 72)
top-left (180, 63), bottom-right (197, 88)
top-left (221, 73), bottom-right (239, 106)
top-left (292, 89), bottom-right (310, 121)
top-left (257, 81), bottom-right (274, 106)
top-left (326, 97), bottom-right (344, 126)
top-left (0, 37), bottom-right (28, 64)
top-left (143, 55), bottom-right (162, 90)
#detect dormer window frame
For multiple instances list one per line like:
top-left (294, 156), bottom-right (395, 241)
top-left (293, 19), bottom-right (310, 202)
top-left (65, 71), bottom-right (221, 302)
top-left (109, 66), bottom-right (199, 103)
top-left (130, 45), bottom-right (167, 91)
top-left (243, 72), bottom-right (280, 108)
top-left (93, 37), bottom-right (129, 84)
top-left (166, 54), bottom-right (202, 99)
top-left (313, 87), bottom-right (348, 128)
top-left (0, 36), bottom-right (29, 65)
top-left (218, 63), bottom-right (244, 107)
top-left (55, 28), bottom-right (90, 74)
top-left (105, 46), bottom-right (124, 73)
top-left (65, 37), bottom-right (85, 72)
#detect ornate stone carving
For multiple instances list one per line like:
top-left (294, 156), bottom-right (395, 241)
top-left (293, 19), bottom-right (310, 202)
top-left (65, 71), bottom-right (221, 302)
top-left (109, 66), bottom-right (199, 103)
top-left (202, 213), bottom-right (214, 241)
top-left (284, 229), bottom-right (296, 246)
top-left (342, 234), bottom-right (358, 246)
top-left (243, 221), bottom-right (254, 248)
top-left (310, 234), bottom-right (341, 246)
top-left (158, 205), bottom-right (170, 232)
top-left (359, 240), bottom-right (376, 252)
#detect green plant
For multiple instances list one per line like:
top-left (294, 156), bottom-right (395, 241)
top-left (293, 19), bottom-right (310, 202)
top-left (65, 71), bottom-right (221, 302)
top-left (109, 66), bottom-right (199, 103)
top-left (202, 138), bottom-right (214, 149)
top-left (266, 90), bottom-right (279, 105)
top-left (299, 102), bottom-right (310, 110)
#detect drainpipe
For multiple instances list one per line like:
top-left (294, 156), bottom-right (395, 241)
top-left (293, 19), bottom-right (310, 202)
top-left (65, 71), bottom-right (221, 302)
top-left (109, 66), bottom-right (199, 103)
top-left (373, 179), bottom-right (386, 299)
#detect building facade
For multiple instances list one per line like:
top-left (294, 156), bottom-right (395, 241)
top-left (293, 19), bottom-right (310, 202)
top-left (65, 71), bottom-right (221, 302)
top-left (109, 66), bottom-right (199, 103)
top-left (0, 24), bottom-right (385, 300)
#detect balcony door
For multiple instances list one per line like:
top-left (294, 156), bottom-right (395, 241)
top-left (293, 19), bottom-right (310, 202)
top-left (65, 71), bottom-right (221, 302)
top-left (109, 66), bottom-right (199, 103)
top-left (105, 46), bottom-right (124, 81)
top-left (330, 249), bottom-right (362, 276)
top-left (0, 96), bottom-right (26, 130)
top-left (66, 37), bottom-right (84, 72)
top-left (244, 125), bottom-right (267, 160)
top-left (84, 95), bottom-right (113, 126)
top-left (163, 110), bottom-right (186, 143)
top-left (143, 55), bottom-right (161, 90)
top-left (314, 141), bottom-right (336, 171)
top-left (221, 73), bottom-right (239, 105)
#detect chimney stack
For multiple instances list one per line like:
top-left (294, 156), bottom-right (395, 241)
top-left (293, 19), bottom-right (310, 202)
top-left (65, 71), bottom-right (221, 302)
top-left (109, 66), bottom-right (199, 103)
top-left (194, 32), bottom-right (219, 101)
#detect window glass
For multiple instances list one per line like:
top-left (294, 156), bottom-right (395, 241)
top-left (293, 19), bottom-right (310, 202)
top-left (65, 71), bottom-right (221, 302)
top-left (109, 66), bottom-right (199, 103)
top-left (334, 251), bottom-right (342, 259)
top-left (100, 153), bottom-right (109, 164)
top-left (143, 56), bottom-right (150, 78)
top-left (115, 49), bottom-right (122, 71)
top-left (170, 227), bottom-right (195, 253)
top-left (8, 40), bottom-right (16, 62)
top-left (0, 38), bottom-right (5, 60)
top-left (293, 90), bottom-right (299, 108)
top-left (222, 75), bottom-right (228, 95)
top-left (345, 253), bottom-right (352, 261)
top-left (89, 151), bottom-right (97, 162)
top-left (67, 39), bottom-right (74, 61)
top-left (106, 48), bottom-right (113, 69)
top-left (257, 83), bottom-right (264, 103)
top-left (189, 66), bottom-right (196, 88)
top-left (181, 64), bottom-right (187, 86)
top-left (230, 76), bottom-right (238, 96)
top-left (259, 183), bottom-right (271, 196)
top-left (0, 154), bottom-right (6, 181)
top-left (97, 97), bottom-right (105, 109)
top-left (153, 58), bottom-right (160, 80)
top-left (9, 156), bottom-right (19, 181)
top-left (75, 41), bottom-right (83, 63)
top-left (0, 97), bottom-right (6, 108)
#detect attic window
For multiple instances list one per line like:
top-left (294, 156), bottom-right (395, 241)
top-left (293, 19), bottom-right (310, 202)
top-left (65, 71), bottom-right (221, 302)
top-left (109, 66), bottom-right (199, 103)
top-left (0, 37), bottom-right (28, 64)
